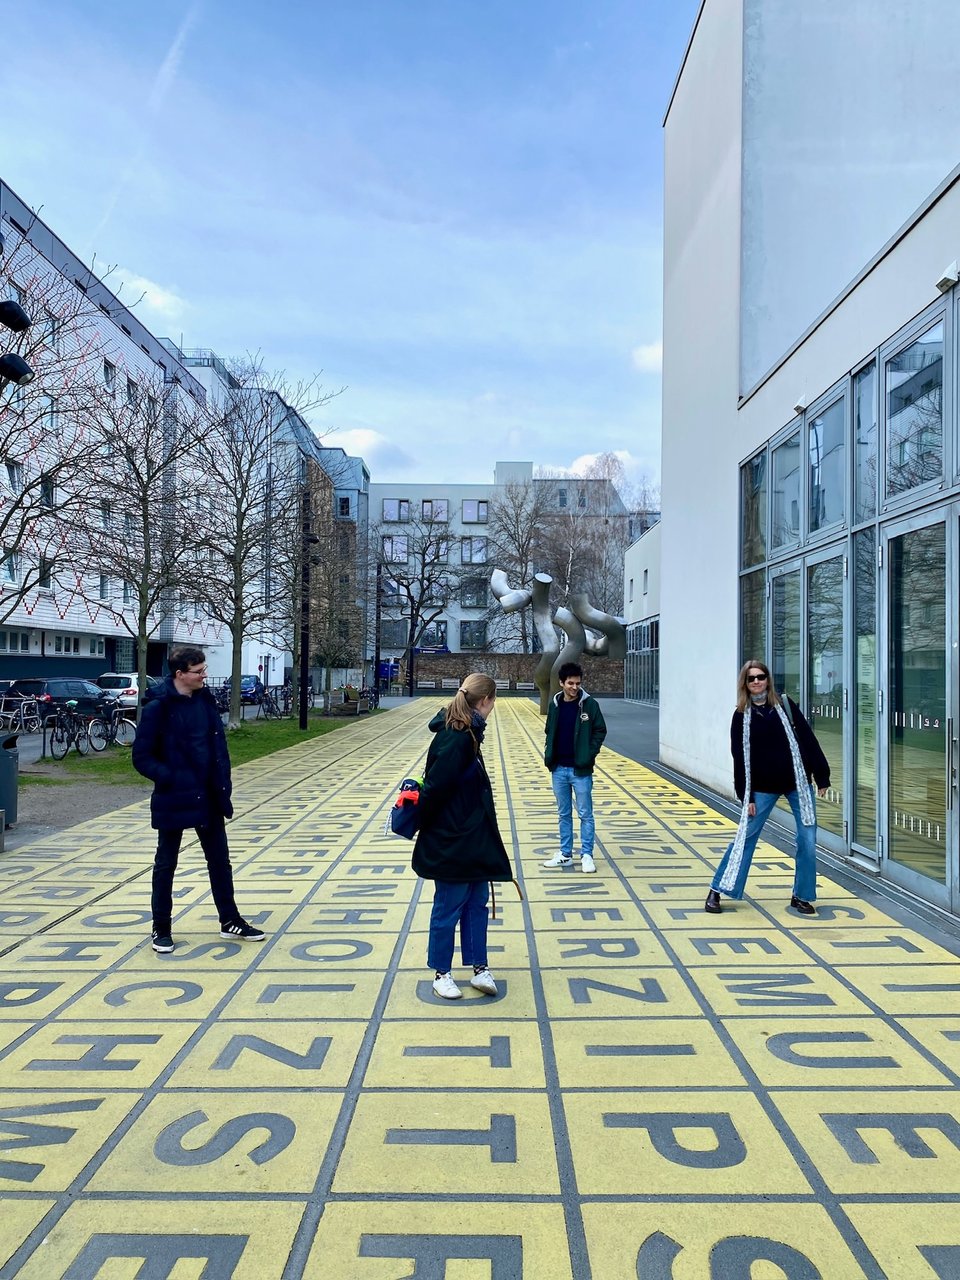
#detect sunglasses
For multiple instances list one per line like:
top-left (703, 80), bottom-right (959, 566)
top-left (747, 673), bottom-right (768, 682)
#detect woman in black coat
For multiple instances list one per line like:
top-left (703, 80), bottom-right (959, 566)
top-left (705, 658), bottom-right (830, 916)
top-left (413, 672), bottom-right (513, 1000)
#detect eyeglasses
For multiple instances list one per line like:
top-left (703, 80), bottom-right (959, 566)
top-left (747, 673), bottom-right (767, 683)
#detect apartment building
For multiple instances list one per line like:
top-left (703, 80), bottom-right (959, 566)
top-left (0, 179), bottom-right (214, 681)
top-left (369, 460), bottom-right (630, 661)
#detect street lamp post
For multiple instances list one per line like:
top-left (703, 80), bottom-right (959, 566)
top-left (372, 560), bottom-right (382, 703)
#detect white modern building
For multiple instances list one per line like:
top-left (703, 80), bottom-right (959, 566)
top-left (624, 520), bottom-right (660, 704)
top-left (661, 0), bottom-right (960, 918)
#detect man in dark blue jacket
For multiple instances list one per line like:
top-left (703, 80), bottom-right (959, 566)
top-left (132, 645), bottom-right (265, 953)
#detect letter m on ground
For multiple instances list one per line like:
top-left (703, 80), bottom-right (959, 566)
top-left (719, 972), bottom-right (834, 1007)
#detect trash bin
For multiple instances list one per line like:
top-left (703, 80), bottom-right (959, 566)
top-left (0, 733), bottom-right (18, 827)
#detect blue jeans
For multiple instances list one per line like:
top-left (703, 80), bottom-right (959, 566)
top-left (427, 880), bottom-right (489, 973)
top-left (551, 766), bottom-right (595, 857)
top-left (711, 789), bottom-right (818, 901)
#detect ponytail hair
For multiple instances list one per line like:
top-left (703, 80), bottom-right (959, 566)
top-left (444, 672), bottom-right (497, 733)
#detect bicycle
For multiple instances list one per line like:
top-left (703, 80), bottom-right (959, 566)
top-left (0, 696), bottom-right (42, 734)
top-left (48, 700), bottom-right (91, 758)
top-left (88, 697), bottom-right (137, 751)
top-left (258, 686), bottom-right (283, 719)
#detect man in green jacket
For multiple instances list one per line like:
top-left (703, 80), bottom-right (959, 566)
top-left (541, 662), bottom-right (607, 873)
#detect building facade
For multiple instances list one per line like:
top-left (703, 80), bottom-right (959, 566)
top-left (624, 520), bottom-right (660, 705)
top-left (0, 180), bottom-right (216, 682)
top-left (661, 0), bottom-right (960, 918)
top-left (369, 461), bottom-right (631, 667)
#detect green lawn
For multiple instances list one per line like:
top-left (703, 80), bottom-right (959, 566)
top-left (24, 709), bottom-right (378, 787)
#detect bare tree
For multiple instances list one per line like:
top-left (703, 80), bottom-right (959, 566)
top-left (372, 509), bottom-right (466, 692)
top-left (190, 359), bottom-right (342, 727)
top-left (73, 368), bottom-right (202, 711)
top-left (485, 477), bottom-right (556, 651)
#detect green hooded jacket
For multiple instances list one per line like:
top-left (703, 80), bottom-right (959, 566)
top-left (543, 688), bottom-right (607, 776)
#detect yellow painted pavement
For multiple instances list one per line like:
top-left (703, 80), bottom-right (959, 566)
top-left (1, 698), bottom-right (959, 1277)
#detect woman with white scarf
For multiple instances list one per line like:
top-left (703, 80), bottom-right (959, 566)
top-left (706, 659), bottom-right (830, 916)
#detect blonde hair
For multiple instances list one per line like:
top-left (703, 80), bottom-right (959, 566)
top-left (444, 672), bottom-right (497, 732)
top-left (735, 658), bottom-right (783, 713)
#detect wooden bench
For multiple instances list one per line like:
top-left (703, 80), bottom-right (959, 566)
top-left (417, 680), bottom-right (437, 690)
top-left (441, 678), bottom-right (460, 690)
top-left (494, 679), bottom-right (510, 691)
top-left (516, 682), bottom-right (536, 691)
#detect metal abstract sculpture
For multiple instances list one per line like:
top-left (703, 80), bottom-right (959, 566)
top-left (490, 569), bottom-right (627, 713)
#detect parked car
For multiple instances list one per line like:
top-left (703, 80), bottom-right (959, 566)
top-left (223, 675), bottom-right (265, 704)
top-left (7, 676), bottom-right (109, 719)
top-left (95, 672), bottom-right (160, 709)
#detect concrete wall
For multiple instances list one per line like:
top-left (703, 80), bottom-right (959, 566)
top-left (661, 0), bottom-right (744, 793)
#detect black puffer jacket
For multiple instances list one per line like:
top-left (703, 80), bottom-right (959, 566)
top-left (412, 711), bottom-right (513, 884)
top-left (132, 677), bottom-right (234, 830)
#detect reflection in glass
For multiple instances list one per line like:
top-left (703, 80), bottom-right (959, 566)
top-left (886, 322), bottom-right (943, 498)
top-left (771, 433), bottom-right (801, 548)
top-left (773, 569), bottom-right (802, 824)
top-left (853, 529), bottom-right (877, 852)
top-left (741, 453), bottom-right (767, 567)
top-left (854, 363), bottom-right (877, 522)
top-left (772, 570), bottom-right (801, 703)
top-left (740, 570), bottom-right (766, 663)
top-left (888, 524), bottom-right (946, 883)
top-left (808, 400), bottom-right (845, 532)
top-left (807, 558), bottom-right (843, 837)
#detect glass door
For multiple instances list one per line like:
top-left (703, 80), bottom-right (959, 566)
top-left (807, 551), bottom-right (845, 850)
top-left (881, 512), bottom-right (953, 908)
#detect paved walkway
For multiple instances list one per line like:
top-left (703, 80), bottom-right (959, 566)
top-left (2, 699), bottom-right (960, 1278)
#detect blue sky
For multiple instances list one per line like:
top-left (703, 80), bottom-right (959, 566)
top-left (6, 1), bottom-right (697, 485)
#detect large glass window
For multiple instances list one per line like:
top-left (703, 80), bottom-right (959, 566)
top-left (854, 362), bottom-right (877, 522)
top-left (460, 620), bottom-right (487, 649)
top-left (461, 577), bottom-right (488, 608)
top-left (888, 523), bottom-right (946, 882)
top-left (771, 432), bottom-right (801, 549)
top-left (419, 620), bottom-right (448, 649)
top-left (381, 619), bottom-right (407, 647)
top-left (382, 498), bottom-right (409, 522)
top-left (853, 528), bottom-right (877, 852)
top-left (771, 569), bottom-right (801, 703)
top-left (885, 321), bottom-right (943, 498)
top-left (807, 557), bottom-right (843, 837)
top-left (382, 535), bottom-right (408, 563)
top-left (461, 536), bottom-right (487, 564)
top-left (740, 452), bottom-right (767, 567)
top-left (739, 569), bottom-right (765, 663)
top-left (808, 399), bottom-right (845, 532)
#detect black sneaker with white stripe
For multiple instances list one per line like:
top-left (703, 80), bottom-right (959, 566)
top-left (151, 930), bottom-right (175, 953)
top-left (220, 918), bottom-right (266, 941)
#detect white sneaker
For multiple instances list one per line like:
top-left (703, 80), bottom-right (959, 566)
top-left (432, 972), bottom-right (462, 999)
top-left (580, 855), bottom-right (597, 874)
top-left (470, 968), bottom-right (498, 996)
top-left (542, 853), bottom-right (573, 867)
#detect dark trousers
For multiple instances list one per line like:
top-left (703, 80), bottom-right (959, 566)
top-left (151, 817), bottom-right (239, 929)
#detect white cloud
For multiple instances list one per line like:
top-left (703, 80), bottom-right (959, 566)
top-left (631, 339), bottom-right (662, 373)
top-left (332, 427), bottom-right (415, 473)
top-left (112, 267), bottom-right (187, 324)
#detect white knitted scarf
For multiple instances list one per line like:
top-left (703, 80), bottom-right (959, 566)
top-left (718, 700), bottom-right (815, 894)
